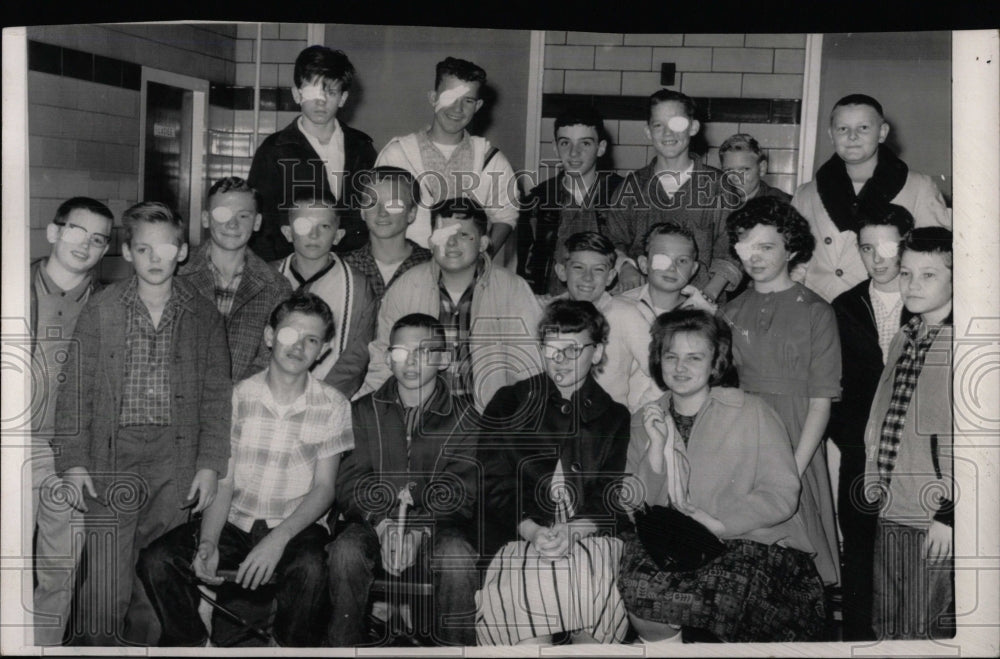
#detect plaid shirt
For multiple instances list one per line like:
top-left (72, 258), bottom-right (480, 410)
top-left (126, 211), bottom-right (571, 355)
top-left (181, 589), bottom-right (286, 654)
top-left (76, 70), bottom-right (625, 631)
top-left (877, 316), bottom-right (942, 487)
top-left (227, 369), bottom-right (354, 532)
top-left (437, 259), bottom-right (482, 397)
top-left (342, 240), bottom-right (432, 301)
top-left (206, 256), bottom-right (244, 317)
top-left (119, 278), bottom-right (188, 426)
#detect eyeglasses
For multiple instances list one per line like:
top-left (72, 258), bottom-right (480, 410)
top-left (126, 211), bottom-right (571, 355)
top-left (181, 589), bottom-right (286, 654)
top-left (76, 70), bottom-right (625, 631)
top-left (388, 345), bottom-right (451, 365)
top-left (59, 222), bottom-right (111, 248)
top-left (542, 342), bottom-right (597, 363)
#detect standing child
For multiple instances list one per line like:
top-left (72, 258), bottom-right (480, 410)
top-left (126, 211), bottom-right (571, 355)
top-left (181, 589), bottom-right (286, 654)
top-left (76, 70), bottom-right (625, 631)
top-left (719, 133), bottom-right (791, 207)
top-left (864, 227), bottom-right (954, 640)
top-left (53, 202), bottom-right (232, 645)
top-left (138, 292), bottom-right (353, 647)
top-left (721, 196), bottom-right (842, 588)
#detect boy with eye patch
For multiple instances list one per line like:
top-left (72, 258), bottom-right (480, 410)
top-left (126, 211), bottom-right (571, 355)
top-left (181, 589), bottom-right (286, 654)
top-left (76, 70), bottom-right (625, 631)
top-left (327, 313), bottom-right (481, 646)
top-left (138, 292), bottom-right (353, 647)
top-left (272, 189), bottom-right (377, 399)
top-left (53, 202), bottom-right (232, 645)
top-left (178, 177), bottom-right (293, 383)
top-left (249, 46), bottom-right (376, 262)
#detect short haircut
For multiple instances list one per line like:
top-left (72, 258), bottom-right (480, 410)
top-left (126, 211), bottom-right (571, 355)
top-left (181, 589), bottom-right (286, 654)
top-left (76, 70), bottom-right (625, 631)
top-left (831, 93), bottom-right (884, 121)
top-left (648, 309), bottom-right (734, 391)
top-left (563, 231), bottom-right (616, 264)
top-left (53, 197), bottom-right (114, 226)
top-left (857, 203), bottom-right (915, 237)
top-left (207, 176), bottom-right (261, 211)
top-left (901, 226), bottom-right (953, 270)
top-left (649, 88), bottom-right (697, 122)
top-left (642, 222), bottom-right (699, 261)
top-left (538, 299), bottom-right (610, 347)
top-left (122, 201), bottom-right (185, 245)
top-left (726, 196), bottom-right (815, 268)
top-left (719, 133), bottom-right (766, 164)
top-left (554, 105), bottom-right (609, 144)
top-left (430, 197), bottom-right (488, 237)
top-left (435, 57), bottom-right (486, 91)
top-left (362, 166), bottom-right (421, 208)
top-left (293, 45), bottom-right (356, 91)
top-left (268, 291), bottom-right (336, 343)
top-left (390, 312), bottom-right (447, 344)
top-left (285, 188), bottom-right (339, 225)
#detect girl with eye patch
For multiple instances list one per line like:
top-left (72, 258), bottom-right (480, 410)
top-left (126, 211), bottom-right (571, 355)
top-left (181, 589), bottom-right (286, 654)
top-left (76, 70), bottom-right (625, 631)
top-left (475, 299), bottom-right (630, 646)
top-left (721, 196), bottom-right (843, 593)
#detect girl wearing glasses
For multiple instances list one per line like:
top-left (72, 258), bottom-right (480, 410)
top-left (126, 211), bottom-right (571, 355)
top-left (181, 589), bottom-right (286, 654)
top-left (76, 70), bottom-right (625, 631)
top-left (475, 299), bottom-right (630, 645)
top-left (618, 310), bottom-right (826, 645)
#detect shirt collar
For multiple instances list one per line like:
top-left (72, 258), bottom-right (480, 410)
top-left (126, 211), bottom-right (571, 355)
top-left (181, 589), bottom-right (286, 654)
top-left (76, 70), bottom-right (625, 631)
top-left (37, 259), bottom-right (94, 302)
top-left (297, 115), bottom-right (341, 145)
top-left (374, 374), bottom-right (455, 417)
top-left (256, 368), bottom-right (315, 417)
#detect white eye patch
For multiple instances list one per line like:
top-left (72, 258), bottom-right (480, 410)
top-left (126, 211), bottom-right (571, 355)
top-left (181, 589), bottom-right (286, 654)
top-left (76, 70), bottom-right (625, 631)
top-left (384, 199), bottom-right (406, 215)
top-left (875, 240), bottom-right (899, 259)
top-left (734, 241), bottom-right (761, 262)
top-left (61, 225), bottom-right (89, 244)
top-left (434, 83), bottom-right (472, 112)
top-left (298, 82), bottom-right (328, 103)
top-left (649, 254), bottom-right (674, 271)
top-left (275, 326), bottom-right (301, 345)
top-left (211, 206), bottom-right (234, 223)
top-left (152, 243), bottom-right (179, 262)
top-left (666, 116), bottom-right (691, 133)
top-left (292, 216), bottom-right (317, 236)
top-left (429, 222), bottom-right (462, 247)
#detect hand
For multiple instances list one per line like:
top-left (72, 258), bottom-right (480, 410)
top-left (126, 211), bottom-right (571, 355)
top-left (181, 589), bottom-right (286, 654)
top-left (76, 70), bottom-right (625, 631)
top-left (376, 520), bottom-right (423, 576)
top-left (686, 507), bottom-right (726, 537)
top-left (63, 467), bottom-right (97, 513)
top-left (924, 520), bottom-right (953, 563)
top-left (679, 285), bottom-right (719, 314)
top-left (789, 262), bottom-right (808, 284)
top-left (531, 523), bottom-right (570, 559)
top-left (186, 469), bottom-right (218, 514)
top-left (237, 529), bottom-right (288, 590)
top-left (618, 261), bottom-right (643, 291)
top-left (642, 404), bottom-right (668, 449)
top-left (192, 540), bottom-right (223, 585)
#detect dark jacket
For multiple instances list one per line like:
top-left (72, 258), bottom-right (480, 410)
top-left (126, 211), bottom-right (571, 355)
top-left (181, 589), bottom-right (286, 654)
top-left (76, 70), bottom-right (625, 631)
top-left (335, 375), bottom-right (481, 532)
top-left (478, 373), bottom-right (630, 557)
top-left (830, 279), bottom-right (914, 455)
top-left (248, 118), bottom-right (377, 261)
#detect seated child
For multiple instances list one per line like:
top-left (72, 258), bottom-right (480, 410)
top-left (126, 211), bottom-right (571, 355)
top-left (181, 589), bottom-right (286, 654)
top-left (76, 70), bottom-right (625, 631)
top-left (273, 189), bottom-right (376, 399)
top-left (249, 46), bottom-right (376, 261)
top-left (830, 204), bottom-right (915, 640)
top-left (792, 94), bottom-right (950, 302)
top-left (863, 226), bottom-right (954, 640)
top-left (179, 176), bottom-right (293, 381)
top-left (516, 105), bottom-right (623, 294)
top-left (719, 133), bottom-right (791, 206)
top-left (362, 197), bottom-right (543, 411)
top-left (137, 292), bottom-right (353, 647)
top-left (53, 202), bottom-right (232, 646)
top-left (30, 197), bottom-right (113, 646)
top-left (342, 166), bottom-right (432, 302)
top-left (606, 89), bottom-right (741, 300)
top-left (327, 313), bottom-right (481, 647)
top-left (375, 57), bottom-right (519, 264)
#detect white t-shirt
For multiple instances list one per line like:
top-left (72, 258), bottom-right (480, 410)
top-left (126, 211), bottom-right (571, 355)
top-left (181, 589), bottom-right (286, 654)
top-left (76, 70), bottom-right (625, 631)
top-left (432, 141), bottom-right (460, 160)
top-left (298, 117), bottom-right (345, 200)
top-left (658, 163), bottom-right (694, 198)
top-left (374, 257), bottom-right (402, 287)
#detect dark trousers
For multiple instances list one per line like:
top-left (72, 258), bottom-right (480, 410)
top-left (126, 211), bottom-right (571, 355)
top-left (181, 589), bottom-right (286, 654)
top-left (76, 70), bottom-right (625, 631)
top-left (137, 519), bottom-right (330, 647)
top-left (326, 521), bottom-right (478, 646)
top-left (837, 447), bottom-right (879, 640)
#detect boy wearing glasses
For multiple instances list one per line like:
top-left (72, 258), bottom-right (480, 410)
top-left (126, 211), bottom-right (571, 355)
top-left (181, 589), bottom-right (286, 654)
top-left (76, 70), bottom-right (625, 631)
top-left (30, 197), bottom-right (113, 645)
top-left (328, 313), bottom-right (481, 646)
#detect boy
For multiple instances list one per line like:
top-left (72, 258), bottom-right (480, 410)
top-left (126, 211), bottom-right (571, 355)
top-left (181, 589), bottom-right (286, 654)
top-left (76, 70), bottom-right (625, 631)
top-left (863, 226), bottom-right (954, 640)
top-left (830, 205), bottom-right (915, 640)
top-left (516, 106), bottom-right (624, 294)
top-left (342, 166), bottom-right (432, 302)
top-left (328, 313), bottom-right (480, 647)
top-left (178, 177), bottom-right (292, 382)
top-left (375, 57), bottom-right (519, 264)
top-left (53, 202), bottom-right (232, 646)
top-left (792, 94), bottom-right (950, 302)
top-left (719, 133), bottom-right (791, 206)
top-left (138, 292), bottom-right (353, 647)
top-left (606, 89), bottom-right (741, 302)
top-left (30, 197), bottom-right (112, 645)
top-left (249, 46), bottom-right (376, 261)
top-left (544, 232), bottom-right (656, 412)
top-left (273, 189), bottom-right (376, 399)
top-left (362, 197), bottom-right (542, 412)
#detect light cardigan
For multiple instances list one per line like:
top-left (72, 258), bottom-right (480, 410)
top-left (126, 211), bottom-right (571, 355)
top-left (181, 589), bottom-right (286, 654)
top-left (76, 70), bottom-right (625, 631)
top-left (627, 388), bottom-right (814, 553)
top-left (791, 171), bottom-right (951, 303)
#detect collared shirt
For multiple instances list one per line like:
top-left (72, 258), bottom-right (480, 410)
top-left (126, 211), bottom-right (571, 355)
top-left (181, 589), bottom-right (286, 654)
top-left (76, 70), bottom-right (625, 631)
top-left (437, 259), bottom-right (482, 396)
top-left (119, 278), bottom-right (185, 427)
top-left (227, 369), bottom-right (354, 532)
top-left (298, 116), bottom-right (345, 200)
top-left (877, 316), bottom-right (943, 487)
top-left (206, 254), bottom-right (245, 318)
top-left (342, 240), bottom-right (432, 301)
top-left (869, 282), bottom-right (904, 362)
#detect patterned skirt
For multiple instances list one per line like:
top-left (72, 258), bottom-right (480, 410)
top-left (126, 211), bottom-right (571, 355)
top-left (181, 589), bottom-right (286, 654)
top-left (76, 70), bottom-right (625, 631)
top-left (475, 536), bottom-right (629, 645)
top-left (618, 531), bottom-right (827, 642)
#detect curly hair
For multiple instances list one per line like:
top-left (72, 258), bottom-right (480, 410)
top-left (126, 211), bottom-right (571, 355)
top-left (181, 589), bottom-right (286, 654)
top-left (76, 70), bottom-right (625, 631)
top-left (648, 309), bottom-right (734, 392)
top-left (726, 196), bottom-right (815, 268)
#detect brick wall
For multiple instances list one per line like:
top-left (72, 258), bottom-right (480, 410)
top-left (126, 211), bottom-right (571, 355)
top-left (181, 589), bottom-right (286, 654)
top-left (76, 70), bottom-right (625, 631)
top-left (540, 32), bottom-right (806, 194)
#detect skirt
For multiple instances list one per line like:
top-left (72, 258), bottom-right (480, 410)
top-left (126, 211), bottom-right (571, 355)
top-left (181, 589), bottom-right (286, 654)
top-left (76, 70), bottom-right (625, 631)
top-left (618, 531), bottom-right (827, 642)
top-left (475, 535), bottom-right (629, 645)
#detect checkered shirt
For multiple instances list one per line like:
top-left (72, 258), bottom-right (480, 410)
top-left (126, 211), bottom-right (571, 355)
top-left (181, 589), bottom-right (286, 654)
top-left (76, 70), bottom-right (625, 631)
top-left (342, 240), bottom-right (432, 301)
top-left (437, 259), bottom-right (482, 397)
top-left (119, 278), bottom-right (186, 426)
top-left (226, 369), bottom-right (355, 532)
top-left (206, 256), bottom-right (244, 317)
top-left (877, 316), bottom-right (942, 487)
top-left (870, 283), bottom-right (904, 363)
